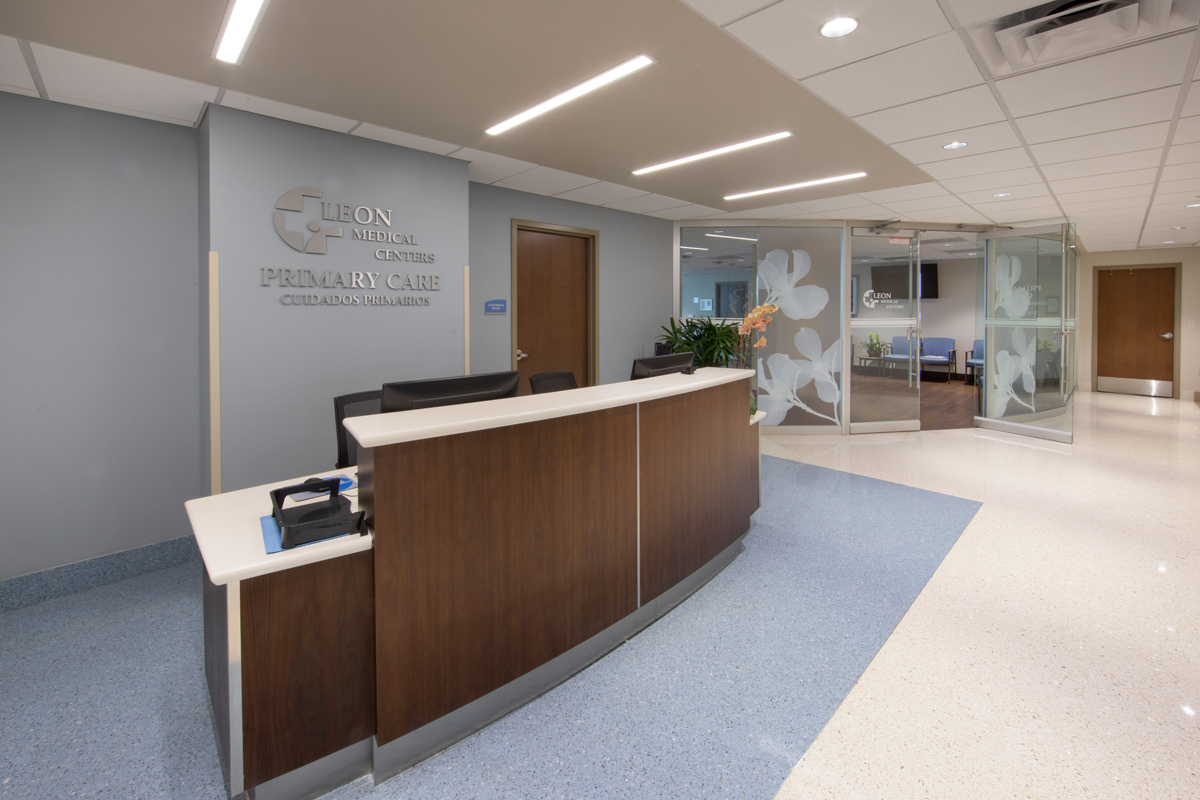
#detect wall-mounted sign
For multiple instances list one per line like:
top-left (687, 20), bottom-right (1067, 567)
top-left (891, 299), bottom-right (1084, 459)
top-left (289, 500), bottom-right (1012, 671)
top-left (484, 299), bottom-right (507, 315)
top-left (264, 186), bottom-right (442, 307)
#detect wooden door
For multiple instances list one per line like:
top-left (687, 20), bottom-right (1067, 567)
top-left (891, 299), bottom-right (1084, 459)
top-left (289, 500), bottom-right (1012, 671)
top-left (514, 226), bottom-right (593, 395)
top-left (1097, 266), bottom-right (1175, 397)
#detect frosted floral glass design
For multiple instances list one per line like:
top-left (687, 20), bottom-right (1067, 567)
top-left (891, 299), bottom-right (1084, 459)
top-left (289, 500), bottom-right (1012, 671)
top-left (992, 328), bottom-right (1037, 416)
top-left (757, 328), bottom-right (843, 425)
top-left (758, 249), bottom-right (830, 321)
top-left (994, 254), bottom-right (1031, 319)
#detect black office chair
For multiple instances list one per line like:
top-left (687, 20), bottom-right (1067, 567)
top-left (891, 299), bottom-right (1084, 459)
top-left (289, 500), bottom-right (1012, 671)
top-left (333, 390), bottom-right (382, 469)
top-left (528, 371), bottom-right (578, 394)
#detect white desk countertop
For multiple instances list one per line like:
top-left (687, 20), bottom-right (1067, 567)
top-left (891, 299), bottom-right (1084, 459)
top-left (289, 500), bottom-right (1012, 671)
top-left (189, 368), bottom-right (754, 585)
top-left (345, 367), bottom-right (753, 449)
top-left (186, 472), bottom-right (372, 586)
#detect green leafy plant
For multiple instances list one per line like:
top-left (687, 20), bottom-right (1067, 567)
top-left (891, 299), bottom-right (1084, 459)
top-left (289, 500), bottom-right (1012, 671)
top-left (658, 316), bottom-right (741, 367)
top-left (857, 333), bottom-right (891, 358)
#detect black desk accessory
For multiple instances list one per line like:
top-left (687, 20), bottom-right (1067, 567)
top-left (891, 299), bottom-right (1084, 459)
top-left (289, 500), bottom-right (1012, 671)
top-left (270, 477), bottom-right (366, 549)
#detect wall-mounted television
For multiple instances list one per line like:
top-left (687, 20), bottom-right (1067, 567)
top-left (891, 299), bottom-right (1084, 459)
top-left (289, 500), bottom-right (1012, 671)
top-left (869, 263), bottom-right (939, 300)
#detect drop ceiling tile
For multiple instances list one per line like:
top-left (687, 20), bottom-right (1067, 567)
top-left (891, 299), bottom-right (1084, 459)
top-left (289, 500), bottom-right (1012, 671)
top-left (649, 204), bottom-right (727, 220)
top-left (972, 196), bottom-right (1063, 214)
top-left (496, 167), bottom-right (600, 196)
top-left (32, 43), bottom-right (217, 126)
top-left (1070, 210), bottom-right (1148, 223)
top-left (920, 147), bottom-right (1033, 180)
top-left (891, 121), bottom-right (1022, 164)
top-left (881, 195), bottom-right (967, 213)
top-left (1060, 196), bottom-right (1152, 212)
top-left (727, 0), bottom-right (950, 81)
top-left (823, 204), bottom-right (897, 219)
top-left (859, 182), bottom-right (949, 204)
top-left (984, 206), bottom-right (1066, 223)
top-left (676, 0), bottom-right (777, 27)
top-left (449, 148), bottom-right (538, 184)
top-left (1048, 169), bottom-right (1158, 195)
top-left (1158, 161), bottom-right (1200, 182)
top-left (220, 91), bottom-right (355, 133)
top-left (1029, 123), bottom-right (1169, 166)
top-left (0, 35), bottom-right (37, 97)
top-left (942, 0), bottom-right (1041, 27)
top-left (553, 181), bottom-right (650, 205)
top-left (352, 124), bottom-right (460, 155)
top-left (1014, 87), bottom-right (1180, 145)
top-left (1152, 177), bottom-right (1200, 196)
top-left (1056, 186), bottom-right (1152, 205)
top-left (852, 85), bottom-right (1005, 144)
top-left (1181, 80), bottom-right (1200, 117)
top-left (801, 32), bottom-right (983, 118)
top-left (1039, 149), bottom-right (1163, 180)
top-left (938, 167), bottom-right (1043, 193)
top-left (956, 184), bottom-right (1049, 204)
top-left (1172, 115), bottom-right (1200, 145)
top-left (995, 34), bottom-right (1194, 118)
top-left (1167, 140), bottom-right (1200, 165)
top-left (606, 193), bottom-right (692, 213)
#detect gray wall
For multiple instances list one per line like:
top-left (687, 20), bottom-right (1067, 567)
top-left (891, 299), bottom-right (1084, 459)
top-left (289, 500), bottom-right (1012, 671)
top-left (203, 106), bottom-right (469, 491)
top-left (468, 183), bottom-right (673, 384)
top-left (0, 93), bottom-right (202, 581)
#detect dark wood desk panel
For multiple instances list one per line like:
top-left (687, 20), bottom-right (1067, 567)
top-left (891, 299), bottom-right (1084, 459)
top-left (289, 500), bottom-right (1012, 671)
top-left (240, 550), bottom-right (375, 788)
top-left (639, 380), bottom-right (759, 603)
top-left (373, 405), bottom-right (638, 744)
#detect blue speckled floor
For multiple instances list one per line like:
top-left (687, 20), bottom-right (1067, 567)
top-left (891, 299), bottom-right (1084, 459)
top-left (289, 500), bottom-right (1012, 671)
top-left (0, 457), bottom-right (978, 799)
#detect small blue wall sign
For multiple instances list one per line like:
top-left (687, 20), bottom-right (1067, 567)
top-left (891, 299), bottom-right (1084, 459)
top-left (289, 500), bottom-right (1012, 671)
top-left (484, 299), bottom-right (507, 315)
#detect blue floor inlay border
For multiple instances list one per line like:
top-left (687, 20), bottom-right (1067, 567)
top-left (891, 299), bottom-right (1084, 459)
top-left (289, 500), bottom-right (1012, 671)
top-left (0, 457), bottom-right (980, 799)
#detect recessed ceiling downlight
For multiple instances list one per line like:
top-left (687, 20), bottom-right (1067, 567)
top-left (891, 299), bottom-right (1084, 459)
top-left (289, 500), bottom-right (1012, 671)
top-left (993, 192), bottom-right (1012, 197)
top-left (943, 141), bottom-right (969, 150)
top-left (820, 17), bottom-right (858, 38)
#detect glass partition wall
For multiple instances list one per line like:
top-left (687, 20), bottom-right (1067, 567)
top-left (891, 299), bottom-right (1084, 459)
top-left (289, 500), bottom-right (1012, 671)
top-left (975, 224), bottom-right (1077, 443)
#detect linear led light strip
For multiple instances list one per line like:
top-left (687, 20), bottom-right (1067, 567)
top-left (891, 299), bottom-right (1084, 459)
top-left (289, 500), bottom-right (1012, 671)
top-left (725, 171), bottom-right (867, 201)
top-left (213, 0), bottom-right (272, 64)
top-left (487, 55), bottom-right (653, 135)
top-left (633, 132), bottom-right (792, 175)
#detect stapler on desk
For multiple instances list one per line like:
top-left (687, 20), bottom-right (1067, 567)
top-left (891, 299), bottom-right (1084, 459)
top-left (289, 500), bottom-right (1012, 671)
top-left (270, 477), bottom-right (366, 549)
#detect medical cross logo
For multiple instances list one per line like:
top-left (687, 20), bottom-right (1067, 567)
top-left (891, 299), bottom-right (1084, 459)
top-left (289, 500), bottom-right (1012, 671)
top-left (272, 187), bottom-right (344, 255)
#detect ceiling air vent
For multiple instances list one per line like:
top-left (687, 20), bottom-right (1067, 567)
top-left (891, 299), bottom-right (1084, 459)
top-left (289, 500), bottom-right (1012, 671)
top-left (966, 0), bottom-right (1200, 77)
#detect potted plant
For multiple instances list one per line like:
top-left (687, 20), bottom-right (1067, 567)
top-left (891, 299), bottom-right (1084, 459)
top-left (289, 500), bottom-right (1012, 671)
top-left (658, 316), bottom-right (740, 367)
top-left (857, 333), bottom-right (891, 358)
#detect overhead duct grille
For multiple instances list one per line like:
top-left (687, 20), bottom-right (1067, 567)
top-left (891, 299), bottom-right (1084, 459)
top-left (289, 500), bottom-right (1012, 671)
top-left (966, 0), bottom-right (1199, 77)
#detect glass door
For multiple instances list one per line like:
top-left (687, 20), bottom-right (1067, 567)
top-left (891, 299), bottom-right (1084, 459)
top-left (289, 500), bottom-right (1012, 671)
top-left (848, 230), bottom-right (921, 433)
top-left (975, 224), bottom-right (1077, 443)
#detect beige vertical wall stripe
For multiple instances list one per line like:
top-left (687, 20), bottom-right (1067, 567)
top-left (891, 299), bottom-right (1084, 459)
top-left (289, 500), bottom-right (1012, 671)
top-left (464, 264), bottom-right (471, 375)
top-left (208, 252), bottom-right (222, 495)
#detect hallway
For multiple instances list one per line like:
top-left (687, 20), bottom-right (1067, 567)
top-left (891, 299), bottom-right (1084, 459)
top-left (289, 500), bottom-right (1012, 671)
top-left (767, 391), bottom-right (1200, 799)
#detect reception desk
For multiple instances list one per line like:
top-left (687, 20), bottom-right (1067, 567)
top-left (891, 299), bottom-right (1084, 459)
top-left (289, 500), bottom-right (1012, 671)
top-left (188, 368), bottom-right (760, 799)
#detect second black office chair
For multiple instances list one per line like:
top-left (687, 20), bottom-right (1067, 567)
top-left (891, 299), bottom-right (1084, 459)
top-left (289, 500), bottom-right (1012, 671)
top-left (333, 389), bottom-right (382, 469)
top-left (528, 371), bottom-right (578, 394)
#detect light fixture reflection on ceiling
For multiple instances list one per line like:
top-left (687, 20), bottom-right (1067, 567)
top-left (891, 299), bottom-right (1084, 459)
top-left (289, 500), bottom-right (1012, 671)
top-left (943, 141), bottom-right (969, 150)
top-left (680, 246), bottom-right (709, 250)
top-left (724, 171), bottom-right (866, 201)
top-left (633, 131), bottom-right (792, 175)
top-left (213, 0), bottom-right (272, 64)
top-left (820, 17), bottom-right (858, 38)
top-left (706, 233), bottom-right (758, 242)
top-left (486, 55), bottom-right (653, 135)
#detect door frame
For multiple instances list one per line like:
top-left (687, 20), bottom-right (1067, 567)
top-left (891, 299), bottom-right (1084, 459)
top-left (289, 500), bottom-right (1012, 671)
top-left (510, 219), bottom-right (599, 387)
top-left (1091, 262), bottom-right (1181, 399)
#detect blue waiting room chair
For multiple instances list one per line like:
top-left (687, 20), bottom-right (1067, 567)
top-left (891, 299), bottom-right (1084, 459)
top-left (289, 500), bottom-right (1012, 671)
top-left (882, 336), bottom-right (912, 371)
top-left (919, 337), bottom-right (956, 383)
top-left (964, 339), bottom-right (984, 385)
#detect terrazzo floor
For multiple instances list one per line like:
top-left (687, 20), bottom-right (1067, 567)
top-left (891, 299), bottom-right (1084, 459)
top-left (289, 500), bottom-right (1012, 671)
top-left (0, 456), bottom-right (978, 798)
top-left (768, 391), bottom-right (1200, 799)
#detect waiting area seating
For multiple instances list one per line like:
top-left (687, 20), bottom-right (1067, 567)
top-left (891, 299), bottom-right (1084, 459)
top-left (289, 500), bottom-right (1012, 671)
top-left (964, 339), bottom-right (984, 385)
top-left (918, 337), bottom-right (956, 383)
top-left (882, 336), bottom-right (912, 369)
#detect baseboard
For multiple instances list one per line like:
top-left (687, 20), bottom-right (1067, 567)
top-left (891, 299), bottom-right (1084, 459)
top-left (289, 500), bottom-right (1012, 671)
top-left (0, 535), bottom-right (199, 613)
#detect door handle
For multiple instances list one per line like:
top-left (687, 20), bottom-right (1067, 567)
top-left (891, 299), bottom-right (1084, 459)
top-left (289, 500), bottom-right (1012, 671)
top-left (1158, 332), bottom-right (1173, 340)
top-left (516, 349), bottom-right (530, 361)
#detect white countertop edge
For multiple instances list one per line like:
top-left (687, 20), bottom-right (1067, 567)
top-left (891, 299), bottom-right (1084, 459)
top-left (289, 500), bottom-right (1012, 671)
top-left (345, 367), bottom-right (753, 449)
top-left (186, 471), bottom-right (372, 586)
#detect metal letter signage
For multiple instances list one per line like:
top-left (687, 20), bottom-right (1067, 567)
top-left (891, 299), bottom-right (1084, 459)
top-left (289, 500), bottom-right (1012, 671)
top-left (273, 187), bottom-right (344, 255)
